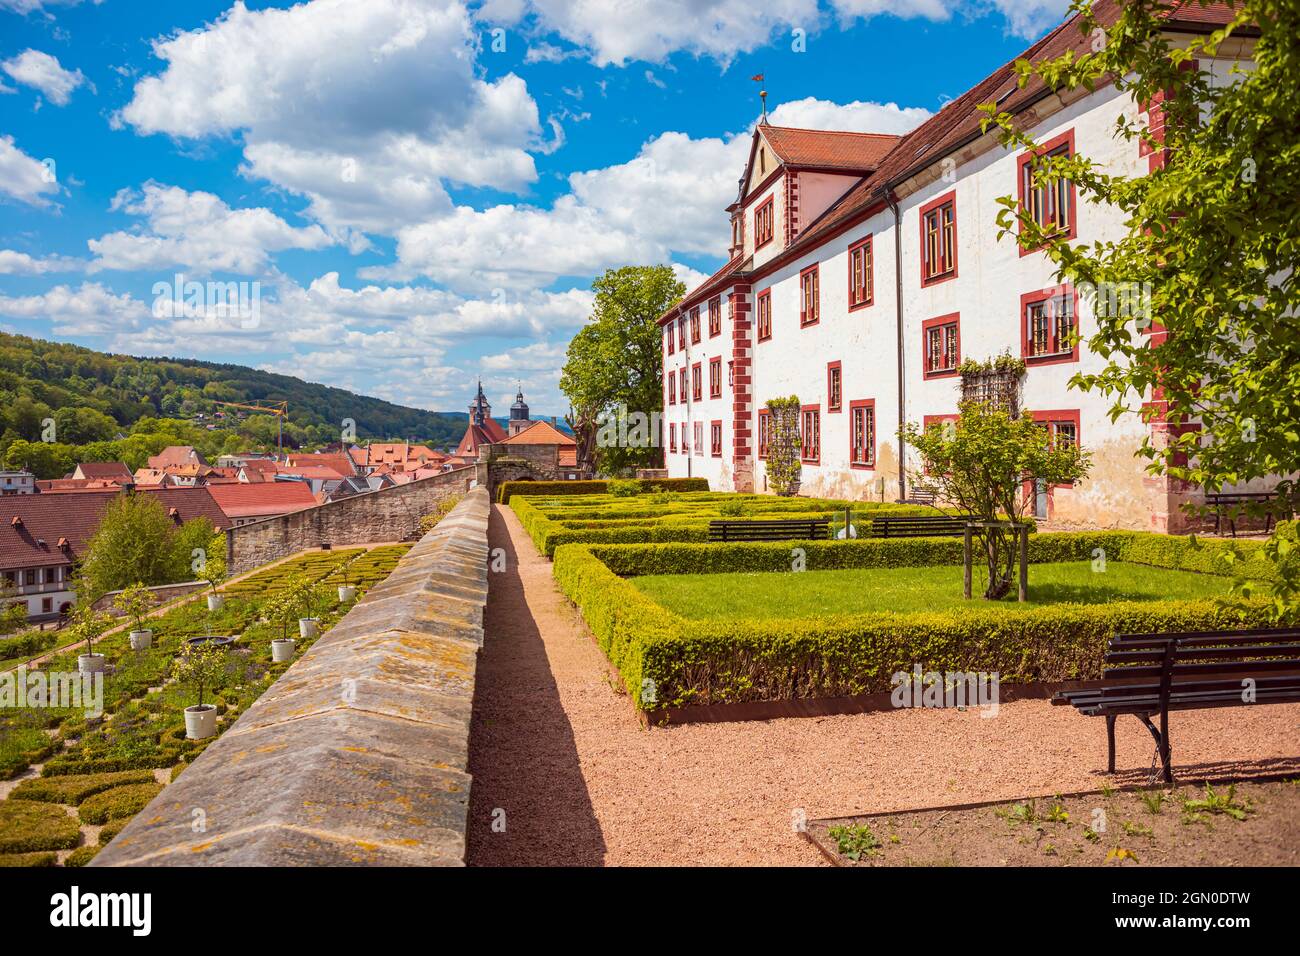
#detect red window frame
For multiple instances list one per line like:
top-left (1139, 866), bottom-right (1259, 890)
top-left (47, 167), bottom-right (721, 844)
top-left (848, 235), bottom-right (873, 310)
top-left (668, 423), bottom-right (677, 453)
top-left (691, 362), bottom-right (702, 402)
top-left (709, 357), bottom-right (722, 398)
top-left (665, 323), bottom-right (674, 356)
top-left (922, 313), bottom-right (960, 378)
top-left (919, 190), bottom-right (958, 286)
top-left (689, 306), bottom-right (701, 344)
top-left (1030, 409), bottom-right (1081, 489)
top-left (1020, 285), bottom-right (1079, 365)
top-left (827, 361), bottom-right (842, 413)
top-left (757, 409), bottom-right (771, 460)
top-left (693, 421), bottom-right (704, 457)
top-left (667, 372), bottom-right (676, 405)
top-left (754, 195), bottom-right (775, 249)
top-left (677, 316), bottom-right (685, 350)
top-left (680, 421), bottom-right (689, 453)
top-left (799, 263), bottom-right (820, 327)
top-left (708, 296), bottom-right (722, 337)
top-left (678, 368), bottom-right (687, 403)
top-left (756, 288), bottom-right (772, 342)
top-left (1017, 129), bottom-right (1077, 255)
top-left (800, 405), bottom-right (820, 464)
top-left (849, 399), bottom-right (876, 468)
top-left (710, 420), bottom-right (723, 457)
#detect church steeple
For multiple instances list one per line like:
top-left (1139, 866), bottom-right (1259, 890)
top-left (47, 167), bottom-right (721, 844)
top-left (508, 384), bottom-right (531, 436)
top-left (469, 380), bottom-right (491, 427)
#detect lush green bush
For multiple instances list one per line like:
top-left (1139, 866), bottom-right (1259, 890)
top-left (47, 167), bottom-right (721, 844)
top-left (496, 477), bottom-right (708, 503)
top-left (0, 628), bottom-right (58, 662)
top-left (78, 782), bottom-right (165, 824)
top-left (64, 845), bottom-right (100, 867)
top-left (607, 478), bottom-right (643, 497)
top-left (552, 540), bottom-right (1271, 710)
top-left (97, 817), bottom-right (130, 846)
top-left (1118, 533), bottom-right (1273, 579)
top-left (0, 851), bottom-right (57, 867)
top-left (11, 769), bottom-right (156, 804)
top-left (0, 800), bottom-right (81, 852)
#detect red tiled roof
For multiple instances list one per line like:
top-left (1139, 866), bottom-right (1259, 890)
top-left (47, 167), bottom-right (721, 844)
top-left (207, 481), bottom-right (318, 520)
top-left (278, 464), bottom-right (351, 481)
top-left (761, 126), bottom-right (900, 171)
top-left (662, 254), bottom-right (750, 324)
top-left (37, 479), bottom-right (124, 493)
top-left (72, 462), bottom-right (133, 481)
top-left (147, 445), bottom-right (207, 470)
top-left (284, 453), bottom-right (356, 476)
top-left (498, 421), bottom-right (576, 446)
top-left (0, 487), bottom-right (228, 572)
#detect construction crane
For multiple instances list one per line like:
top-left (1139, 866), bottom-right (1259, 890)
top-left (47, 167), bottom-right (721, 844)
top-left (212, 399), bottom-right (289, 453)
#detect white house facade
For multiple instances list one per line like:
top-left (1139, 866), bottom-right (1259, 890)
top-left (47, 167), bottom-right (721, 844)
top-left (660, 2), bottom-right (1255, 533)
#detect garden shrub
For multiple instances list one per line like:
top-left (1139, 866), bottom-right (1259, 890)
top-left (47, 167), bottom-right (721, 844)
top-left (78, 782), bottom-right (165, 824)
top-left (0, 852), bottom-right (57, 867)
top-left (496, 477), bottom-right (708, 503)
top-left (97, 817), bottom-right (130, 846)
top-left (64, 845), bottom-right (100, 867)
top-left (1118, 533), bottom-right (1273, 579)
top-left (0, 800), bottom-right (81, 852)
top-left (10, 769), bottom-right (156, 804)
top-left (0, 629), bottom-right (58, 661)
top-left (607, 478), bottom-right (644, 497)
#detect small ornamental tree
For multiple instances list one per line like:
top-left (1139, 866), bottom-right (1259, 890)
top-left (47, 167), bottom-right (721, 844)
top-left (264, 591), bottom-right (298, 642)
top-left (197, 532), bottom-right (227, 594)
top-left (765, 396), bottom-right (803, 496)
top-left (66, 604), bottom-right (113, 659)
top-left (114, 583), bottom-right (154, 633)
top-left (170, 641), bottom-right (229, 711)
top-left (903, 402), bottom-right (1091, 599)
top-left (0, 580), bottom-right (26, 636)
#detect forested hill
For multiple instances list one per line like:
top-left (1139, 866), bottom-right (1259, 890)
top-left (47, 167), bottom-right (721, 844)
top-left (0, 332), bottom-right (474, 468)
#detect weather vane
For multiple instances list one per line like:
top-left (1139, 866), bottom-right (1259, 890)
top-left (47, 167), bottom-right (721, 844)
top-left (751, 73), bottom-right (767, 124)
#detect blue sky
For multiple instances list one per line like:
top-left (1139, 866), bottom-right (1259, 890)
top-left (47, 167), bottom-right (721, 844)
top-left (0, 0), bottom-right (1069, 417)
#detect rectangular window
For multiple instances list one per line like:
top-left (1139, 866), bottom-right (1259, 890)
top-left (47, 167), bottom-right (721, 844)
top-left (850, 400), bottom-right (876, 467)
top-left (710, 421), bottom-right (723, 457)
top-left (754, 196), bottom-right (775, 248)
top-left (693, 422), bottom-right (704, 457)
top-left (1032, 410), bottom-right (1081, 487)
top-left (42, 597), bottom-right (52, 614)
top-left (669, 423), bottom-right (677, 452)
top-left (667, 373), bottom-right (676, 405)
top-left (690, 306), bottom-right (701, 344)
top-left (827, 361), bottom-right (842, 412)
top-left (25, 570), bottom-right (36, 587)
top-left (1021, 287), bottom-right (1077, 363)
top-left (1018, 129), bottom-right (1076, 250)
top-left (923, 314), bottom-right (960, 377)
top-left (708, 296), bottom-right (722, 337)
top-left (920, 191), bottom-right (957, 284)
top-left (709, 357), bottom-right (722, 398)
top-left (680, 422), bottom-right (689, 453)
top-left (800, 265), bottom-right (820, 327)
top-left (848, 236), bottom-right (873, 309)
top-left (800, 406), bottom-right (820, 463)
top-left (666, 324), bottom-right (674, 356)
top-left (757, 409), bottom-right (771, 460)
top-left (679, 368), bottom-right (688, 402)
top-left (691, 362), bottom-right (703, 402)
top-left (677, 316), bottom-right (686, 350)
top-left (756, 289), bottom-right (772, 341)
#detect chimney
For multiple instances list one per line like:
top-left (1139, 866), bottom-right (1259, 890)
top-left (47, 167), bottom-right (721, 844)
top-left (551, 416), bottom-right (557, 428)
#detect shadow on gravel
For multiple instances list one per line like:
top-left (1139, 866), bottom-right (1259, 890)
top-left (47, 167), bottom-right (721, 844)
top-left (466, 505), bottom-right (607, 865)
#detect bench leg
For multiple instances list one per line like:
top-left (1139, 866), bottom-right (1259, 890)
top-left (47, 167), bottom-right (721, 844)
top-left (1135, 713), bottom-right (1174, 785)
top-left (1106, 714), bottom-right (1117, 773)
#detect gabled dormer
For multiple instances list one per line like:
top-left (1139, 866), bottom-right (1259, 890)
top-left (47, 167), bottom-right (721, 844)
top-left (731, 124), bottom-right (901, 267)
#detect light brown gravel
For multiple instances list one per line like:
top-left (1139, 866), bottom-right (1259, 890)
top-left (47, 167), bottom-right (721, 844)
top-left (465, 505), bottom-right (1300, 867)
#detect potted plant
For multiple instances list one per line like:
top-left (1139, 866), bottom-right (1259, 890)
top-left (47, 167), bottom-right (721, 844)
top-left (337, 564), bottom-right (357, 604)
top-left (171, 640), bottom-right (229, 740)
top-left (69, 605), bottom-right (113, 675)
top-left (289, 574), bottom-right (320, 639)
top-left (266, 593), bottom-right (297, 663)
top-left (115, 583), bottom-right (155, 650)
top-left (204, 562), bottom-right (226, 612)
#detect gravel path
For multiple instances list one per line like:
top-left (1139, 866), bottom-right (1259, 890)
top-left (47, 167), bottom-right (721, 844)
top-left (465, 504), bottom-right (1300, 867)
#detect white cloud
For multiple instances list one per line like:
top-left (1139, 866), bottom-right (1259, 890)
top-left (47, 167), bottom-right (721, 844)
top-left (87, 183), bottom-right (334, 275)
top-left (986, 0), bottom-right (1071, 39)
top-left (0, 282), bottom-right (149, 336)
top-left (0, 134), bottom-right (60, 207)
top-left (1, 49), bottom-right (87, 105)
top-left (767, 96), bottom-right (931, 134)
top-left (0, 249), bottom-right (82, 274)
top-left (0, 0), bottom-right (98, 12)
top-left (118, 0), bottom-right (544, 234)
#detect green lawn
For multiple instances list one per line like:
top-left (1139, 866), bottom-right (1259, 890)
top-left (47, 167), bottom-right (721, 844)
top-left (629, 561), bottom-right (1231, 620)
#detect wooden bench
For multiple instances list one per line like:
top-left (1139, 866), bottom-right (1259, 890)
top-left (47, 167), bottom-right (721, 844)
top-left (904, 490), bottom-right (937, 506)
top-left (707, 518), bottom-right (830, 542)
top-left (1204, 491), bottom-right (1290, 537)
top-left (869, 515), bottom-right (969, 538)
top-left (1052, 627), bottom-right (1300, 783)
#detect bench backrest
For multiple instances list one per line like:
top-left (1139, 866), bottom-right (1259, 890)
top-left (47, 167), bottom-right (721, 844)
top-left (1102, 627), bottom-right (1300, 700)
top-left (707, 519), bottom-right (829, 541)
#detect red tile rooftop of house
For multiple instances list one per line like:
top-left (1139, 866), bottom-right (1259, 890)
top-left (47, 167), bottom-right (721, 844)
top-left (206, 481), bottom-right (319, 519)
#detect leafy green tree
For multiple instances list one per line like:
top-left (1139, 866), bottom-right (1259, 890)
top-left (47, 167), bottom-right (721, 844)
top-left (0, 580), bottom-right (27, 636)
top-left (77, 495), bottom-right (192, 596)
top-left (981, 0), bottom-right (1298, 615)
top-left (561, 265), bottom-right (685, 475)
top-left (170, 641), bottom-right (230, 710)
top-left (903, 402), bottom-right (1090, 599)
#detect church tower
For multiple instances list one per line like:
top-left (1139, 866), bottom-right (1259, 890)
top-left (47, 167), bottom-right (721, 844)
top-left (508, 386), bottom-right (531, 436)
top-left (469, 380), bottom-right (491, 427)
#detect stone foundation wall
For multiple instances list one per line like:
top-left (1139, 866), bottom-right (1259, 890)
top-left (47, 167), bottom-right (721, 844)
top-left (225, 465), bottom-right (475, 575)
top-left (94, 486), bottom-right (491, 867)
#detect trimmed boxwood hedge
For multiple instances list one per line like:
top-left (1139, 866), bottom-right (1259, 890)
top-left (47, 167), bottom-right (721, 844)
top-left (64, 845), bottom-right (100, 867)
top-left (78, 782), bottom-right (165, 825)
top-left (11, 769), bottom-right (156, 805)
top-left (0, 800), bottom-right (81, 853)
top-left (0, 851), bottom-right (57, 867)
top-left (97, 817), bottom-right (130, 846)
top-left (497, 477), bottom-right (709, 503)
top-left (552, 532), bottom-right (1272, 711)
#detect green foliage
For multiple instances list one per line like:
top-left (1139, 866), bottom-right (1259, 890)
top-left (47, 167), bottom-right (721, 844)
top-left (0, 852), bottom-right (57, 867)
top-left (980, 0), bottom-right (1300, 617)
top-left (560, 265), bottom-right (686, 474)
top-left (827, 823), bottom-right (881, 861)
top-left (76, 494), bottom-right (216, 597)
top-left (64, 845), bottom-right (101, 867)
top-left (113, 583), bottom-right (155, 632)
top-left (607, 478), bottom-right (644, 497)
top-left (97, 818), bottom-right (130, 846)
top-left (10, 769), bottom-right (156, 804)
top-left (496, 478), bottom-right (707, 503)
top-left (77, 782), bottom-right (165, 825)
top-left (764, 396), bottom-right (802, 496)
top-left (417, 493), bottom-right (465, 536)
top-left (0, 628), bottom-right (58, 661)
top-left (903, 401), bottom-right (1090, 598)
top-left (0, 579), bottom-right (26, 637)
top-left (169, 641), bottom-right (230, 709)
top-left (64, 605), bottom-right (114, 658)
top-left (0, 800), bottom-right (80, 852)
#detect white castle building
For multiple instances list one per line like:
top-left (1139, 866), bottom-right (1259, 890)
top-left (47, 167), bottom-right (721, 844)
top-left (660, 1), bottom-right (1261, 532)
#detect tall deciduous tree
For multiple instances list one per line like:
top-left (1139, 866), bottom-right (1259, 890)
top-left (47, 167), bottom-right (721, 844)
top-left (982, 0), bottom-right (1300, 615)
top-left (76, 495), bottom-right (216, 598)
top-left (560, 266), bottom-right (685, 475)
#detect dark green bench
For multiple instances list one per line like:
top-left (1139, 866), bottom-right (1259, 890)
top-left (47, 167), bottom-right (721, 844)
top-left (708, 518), bottom-right (830, 542)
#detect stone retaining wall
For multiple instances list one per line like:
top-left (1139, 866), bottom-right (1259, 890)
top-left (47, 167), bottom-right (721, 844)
top-left (94, 486), bottom-right (491, 867)
top-left (225, 465), bottom-right (476, 576)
